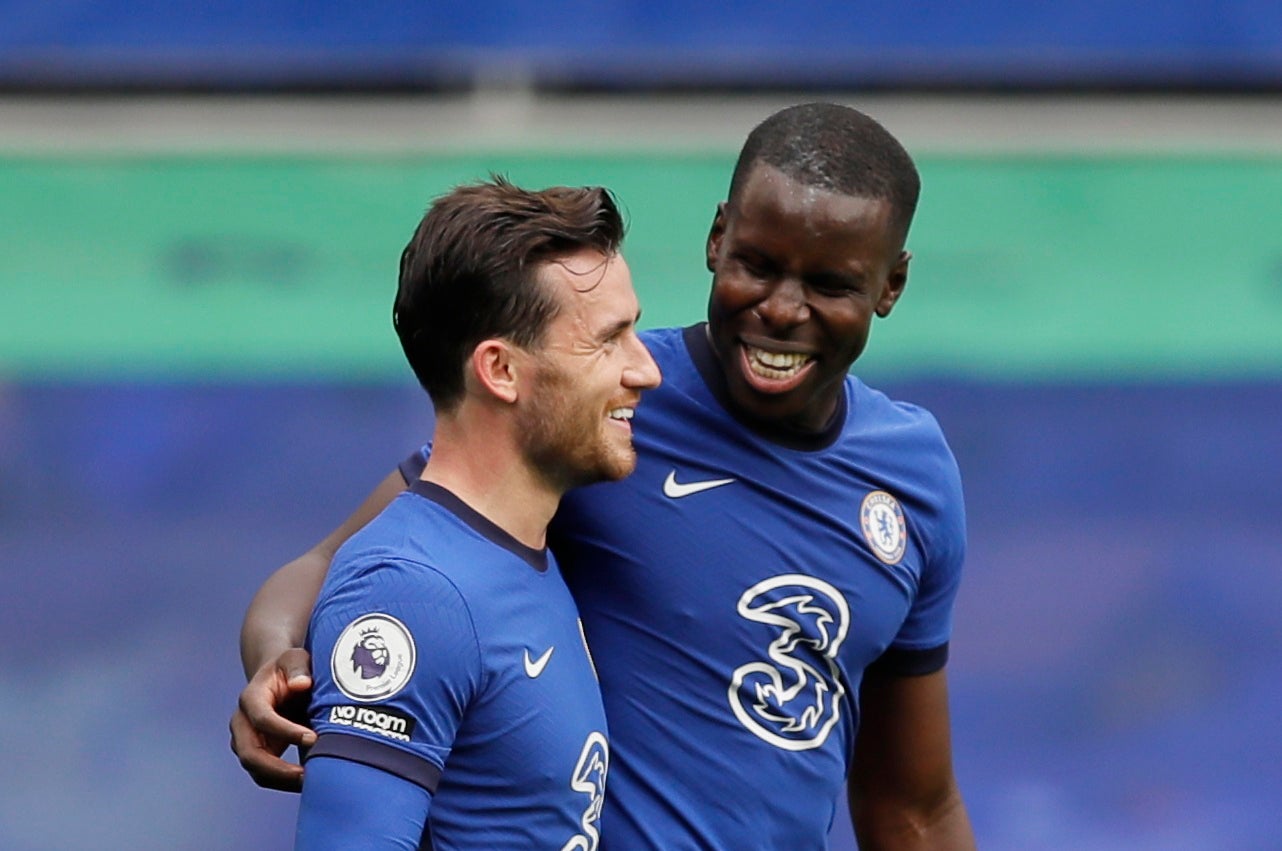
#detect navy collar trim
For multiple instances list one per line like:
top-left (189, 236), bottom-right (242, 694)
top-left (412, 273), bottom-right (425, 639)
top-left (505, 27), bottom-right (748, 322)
top-left (409, 479), bottom-right (549, 573)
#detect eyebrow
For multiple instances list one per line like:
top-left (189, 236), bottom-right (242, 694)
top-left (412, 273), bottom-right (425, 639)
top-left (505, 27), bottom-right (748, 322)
top-left (597, 309), bottom-right (642, 342)
top-left (808, 270), bottom-right (862, 288)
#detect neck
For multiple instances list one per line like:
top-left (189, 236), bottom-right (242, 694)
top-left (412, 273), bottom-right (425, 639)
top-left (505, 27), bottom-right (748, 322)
top-left (419, 410), bottom-right (560, 550)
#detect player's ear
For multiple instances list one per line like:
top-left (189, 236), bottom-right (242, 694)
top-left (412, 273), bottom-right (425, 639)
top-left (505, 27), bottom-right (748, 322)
top-left (469, 339), bottom-right (520, 404)
top-left (875, 251), bottom-right (911, 318)
top-left (705, 202), bottom-right (728, 273)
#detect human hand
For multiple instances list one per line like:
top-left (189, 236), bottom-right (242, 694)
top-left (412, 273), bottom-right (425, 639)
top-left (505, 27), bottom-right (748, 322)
top-left (229, 647), bottom-right (317, 792)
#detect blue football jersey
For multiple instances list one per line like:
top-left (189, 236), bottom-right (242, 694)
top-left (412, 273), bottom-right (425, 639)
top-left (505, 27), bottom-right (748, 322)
top-left (555, 325), bottom-right (965, 850)
top-left (300, 480), bottom-right (609, 850)
top-left (401, 324), bottom-right (966, 850)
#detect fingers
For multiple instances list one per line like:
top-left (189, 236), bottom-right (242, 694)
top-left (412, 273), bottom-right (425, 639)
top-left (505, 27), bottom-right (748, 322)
top-left (230, 648), bottom-right (318, 793)
top-left (241, 695), bottom-right (317, 747)
top-left (240, 664), bottom-right (318, 747)
top-left (277, 647), bottom-right (314, 690)
top-left (229, 709), bottom-right (305, 793)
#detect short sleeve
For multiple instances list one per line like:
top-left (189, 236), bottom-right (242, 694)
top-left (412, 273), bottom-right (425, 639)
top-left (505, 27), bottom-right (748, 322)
top-left (306, 556), bottom-right (482, 791)
top-left (881, 438), bottom-right (967, 674)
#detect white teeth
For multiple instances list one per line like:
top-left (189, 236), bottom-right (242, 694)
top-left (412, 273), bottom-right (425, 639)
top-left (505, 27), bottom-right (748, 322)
top-left (746, 346), bottom-right (810, 378)
top-left (609, 407), bottom-right (634, 420)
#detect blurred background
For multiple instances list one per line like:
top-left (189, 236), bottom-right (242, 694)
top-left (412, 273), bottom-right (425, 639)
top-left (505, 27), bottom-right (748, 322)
top-left (2, 2), bottom-right (1281, 849)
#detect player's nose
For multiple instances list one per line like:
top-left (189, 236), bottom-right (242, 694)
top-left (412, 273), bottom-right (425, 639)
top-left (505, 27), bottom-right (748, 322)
top-left (623, 333), bottom-right (662, 390)
top-left (755, 277), bottom-right (809, 329)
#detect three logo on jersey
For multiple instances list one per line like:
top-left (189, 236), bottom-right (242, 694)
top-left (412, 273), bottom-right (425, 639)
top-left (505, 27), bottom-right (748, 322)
top-left (727, 490), bottom-right (908, 751)
top-left (562, 732), bottom-right (609, 851)
top-left (327, 481), bottom-right (907, 762)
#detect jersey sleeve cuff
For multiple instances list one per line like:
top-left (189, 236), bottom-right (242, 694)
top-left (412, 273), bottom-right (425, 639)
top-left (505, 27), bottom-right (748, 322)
top-left (866, 642), bottom-right (949, 678)
top-left (306, 732), bottom-right (443, 793)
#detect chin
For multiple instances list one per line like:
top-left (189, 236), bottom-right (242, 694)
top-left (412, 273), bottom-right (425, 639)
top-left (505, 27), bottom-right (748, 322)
top-left (565, 447), bottom-right (636, 489)
top-left (611, 455), bottom-right (638, 480)
top-left (730, 375), bottom-right (795, 412)
top-left (597, 449), bottom-right (637, 483)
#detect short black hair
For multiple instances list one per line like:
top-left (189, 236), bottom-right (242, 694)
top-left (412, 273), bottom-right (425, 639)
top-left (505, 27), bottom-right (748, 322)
top-left (394, 176), bottom-right (626, 410)
top-left (728, 102), bottom-right (921, 246)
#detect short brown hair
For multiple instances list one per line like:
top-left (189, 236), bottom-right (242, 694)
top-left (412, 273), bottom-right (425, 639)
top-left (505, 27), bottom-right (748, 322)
top-left (394, 176), bottom-right (625, 410)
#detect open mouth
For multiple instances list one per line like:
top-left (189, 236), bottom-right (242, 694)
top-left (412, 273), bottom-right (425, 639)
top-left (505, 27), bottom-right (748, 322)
top-left (607, 406), bottom-right (636, 431)
top-left (740, 343), bottom-right (814, 391)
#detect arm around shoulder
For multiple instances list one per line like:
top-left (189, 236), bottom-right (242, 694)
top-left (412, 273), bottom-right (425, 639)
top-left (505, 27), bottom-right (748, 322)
top-left (230, 468), bottom-right (409, 792)
top-left (239, 469), bottom-right (409, 677)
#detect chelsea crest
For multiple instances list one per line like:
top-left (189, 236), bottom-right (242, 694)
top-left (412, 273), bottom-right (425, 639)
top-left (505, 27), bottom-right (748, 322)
top-left (860, 491), bottom-right (907, 565)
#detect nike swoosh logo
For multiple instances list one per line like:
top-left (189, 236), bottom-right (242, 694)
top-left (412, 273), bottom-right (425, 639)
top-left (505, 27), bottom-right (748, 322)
top-left (524, 646), bottom-right (554, 678)
top-left (663, 470), bottom-right (736, 499)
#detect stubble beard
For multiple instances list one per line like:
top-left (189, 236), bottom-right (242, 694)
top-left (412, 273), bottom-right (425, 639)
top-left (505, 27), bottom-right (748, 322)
top-left (517, 368), bottom-right (635, 493)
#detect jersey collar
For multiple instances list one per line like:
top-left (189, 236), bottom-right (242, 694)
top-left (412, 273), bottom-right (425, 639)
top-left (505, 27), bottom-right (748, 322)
top-left (410, 479), bottom-right (550, 573)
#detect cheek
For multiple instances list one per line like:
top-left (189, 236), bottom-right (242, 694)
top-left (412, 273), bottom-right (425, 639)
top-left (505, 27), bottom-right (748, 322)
top-left (710, 276), bottom-right (760, 315)
top-left (820, 304), bottom-right (875, 346)
top-left (580, 366), bottom-right (617, 409)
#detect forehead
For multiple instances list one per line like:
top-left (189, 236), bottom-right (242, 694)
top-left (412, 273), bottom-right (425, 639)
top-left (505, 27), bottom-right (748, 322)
top-left (729, 163), bottom-right (898, 251)
top-left (538, 249), bottom-right (637, 334)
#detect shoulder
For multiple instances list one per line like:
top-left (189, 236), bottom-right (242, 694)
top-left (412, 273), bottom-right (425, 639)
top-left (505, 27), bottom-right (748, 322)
top-left (325, 496), bottom-right (475, 603)
top-left (639, 325), bottom-right (698, 370)
top-left (636, 324), bottom-right (712, 405)
top-left (313, 530), bottom-right (482, 677)
top-left (848, 379), bottom-right (956, 466)
top-left (639, 324), bottom-right (684, 351)
top-left (844, 379), bottom-right (965, 541)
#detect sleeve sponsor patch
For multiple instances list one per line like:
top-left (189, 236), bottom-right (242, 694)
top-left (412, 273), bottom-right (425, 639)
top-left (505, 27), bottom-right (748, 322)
top-left (324, 703), bottom-right (417, 743)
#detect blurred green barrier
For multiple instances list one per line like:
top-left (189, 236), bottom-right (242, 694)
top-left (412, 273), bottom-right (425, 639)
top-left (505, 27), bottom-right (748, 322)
top-left (2, 154), bottom-right (1280, 380)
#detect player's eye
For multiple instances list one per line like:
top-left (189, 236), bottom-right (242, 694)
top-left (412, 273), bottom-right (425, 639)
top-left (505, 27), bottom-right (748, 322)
top-left (735, 253), bottom-right (772, 279)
